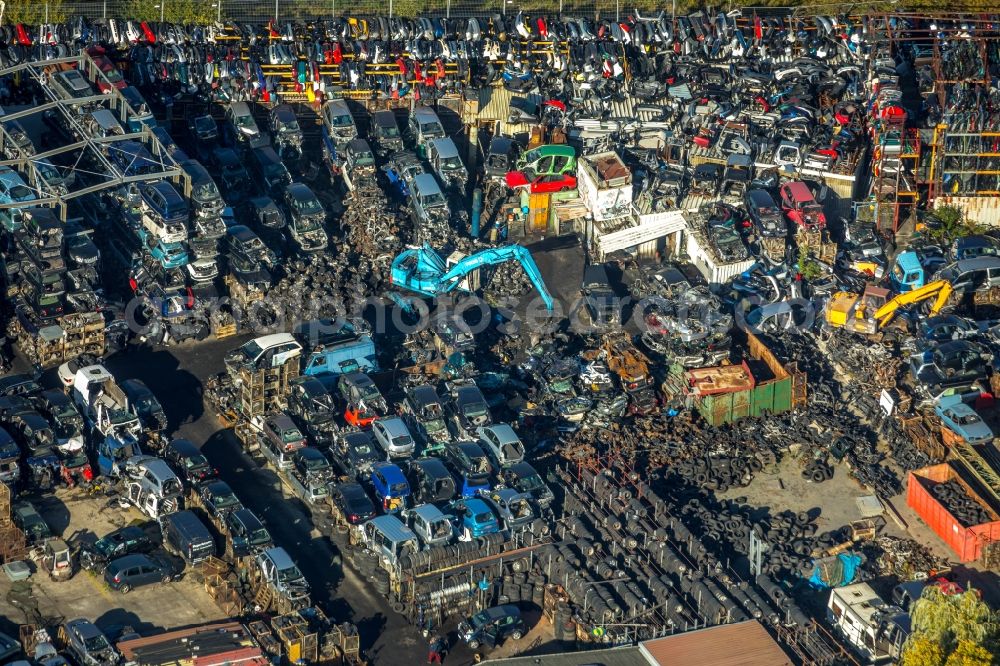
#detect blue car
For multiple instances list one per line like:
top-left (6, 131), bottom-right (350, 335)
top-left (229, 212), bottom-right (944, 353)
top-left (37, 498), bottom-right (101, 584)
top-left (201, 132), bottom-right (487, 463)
top-left (935, 395), bottom-right (994, 444)
top-left (448, 498), bottom-right (499, 539)
top-left (149, 238), bottom-right (189, 270)
top-left (371, 461), bottom-right (410, 513)
top-left (0, 165), bottom-right (37, 230)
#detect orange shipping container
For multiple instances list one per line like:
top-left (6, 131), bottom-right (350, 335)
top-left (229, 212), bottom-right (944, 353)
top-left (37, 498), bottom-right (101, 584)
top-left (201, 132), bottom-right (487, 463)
top-left (907, 463), bottom-right (1000, 563)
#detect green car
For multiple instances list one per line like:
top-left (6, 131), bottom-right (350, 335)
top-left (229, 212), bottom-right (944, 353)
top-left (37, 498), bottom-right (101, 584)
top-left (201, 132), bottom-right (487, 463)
top-left (515, 144), bottom-right (576, 177)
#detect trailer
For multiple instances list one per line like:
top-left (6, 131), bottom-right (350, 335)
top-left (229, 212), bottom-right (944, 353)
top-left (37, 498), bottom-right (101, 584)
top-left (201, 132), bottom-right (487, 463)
top-left (686, 331), bottom-right (807, 426)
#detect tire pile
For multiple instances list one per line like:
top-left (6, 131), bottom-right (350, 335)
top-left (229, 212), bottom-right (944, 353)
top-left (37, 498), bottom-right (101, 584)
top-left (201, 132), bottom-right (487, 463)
top-left (931, 480), bottom-right (992, 527)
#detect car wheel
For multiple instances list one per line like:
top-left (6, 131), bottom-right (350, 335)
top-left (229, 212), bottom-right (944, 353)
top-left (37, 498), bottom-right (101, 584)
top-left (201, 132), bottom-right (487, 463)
top-left (467, 640), bottom-right (479, 650)
top-left (510, 630), bottom-right (523, 640)
top-left (119, 584), bottom-right (131, 594)
top-left (162, 574), bottom-right (172, 583)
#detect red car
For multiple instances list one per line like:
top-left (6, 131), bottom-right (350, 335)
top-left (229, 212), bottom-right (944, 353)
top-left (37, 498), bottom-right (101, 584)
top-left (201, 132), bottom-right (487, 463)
top-left (505, 171), bottom-right (577, 194)
top-left (779, 181), bottom-right (826, 230)
top-left (92, 55), bottom-right (127, 92)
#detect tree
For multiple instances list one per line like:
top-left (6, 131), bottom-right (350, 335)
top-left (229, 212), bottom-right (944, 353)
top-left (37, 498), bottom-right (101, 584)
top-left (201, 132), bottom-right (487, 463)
top-left (797, 246), bottom-right (824, 281)
top-left (900, 588), bottom-right (1000, 666)
top-left (925, 205), bottom-right (986, 246)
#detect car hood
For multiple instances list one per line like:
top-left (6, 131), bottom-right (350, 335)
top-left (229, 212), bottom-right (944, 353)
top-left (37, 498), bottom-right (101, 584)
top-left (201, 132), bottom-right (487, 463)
top-left (505, 171), bottom-right (529, 188)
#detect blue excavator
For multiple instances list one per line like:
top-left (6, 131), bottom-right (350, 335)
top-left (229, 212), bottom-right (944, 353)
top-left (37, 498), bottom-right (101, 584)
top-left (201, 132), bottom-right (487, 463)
top-left (390, 244), bottom-right (555, 311)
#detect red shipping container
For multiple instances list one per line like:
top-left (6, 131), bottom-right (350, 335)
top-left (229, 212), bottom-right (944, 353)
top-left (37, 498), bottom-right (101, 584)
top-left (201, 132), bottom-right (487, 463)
top-left (907, 463), bottom-right (1000, 563)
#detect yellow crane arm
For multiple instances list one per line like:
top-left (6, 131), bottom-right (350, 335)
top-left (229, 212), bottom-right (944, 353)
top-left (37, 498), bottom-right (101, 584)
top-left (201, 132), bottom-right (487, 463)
top-left (874, 280), bottom-right (952, 328)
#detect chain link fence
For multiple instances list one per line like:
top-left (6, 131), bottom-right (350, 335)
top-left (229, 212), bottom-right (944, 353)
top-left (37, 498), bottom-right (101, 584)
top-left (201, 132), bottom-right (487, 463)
top-left (10, 0), bottom-right (805, 25)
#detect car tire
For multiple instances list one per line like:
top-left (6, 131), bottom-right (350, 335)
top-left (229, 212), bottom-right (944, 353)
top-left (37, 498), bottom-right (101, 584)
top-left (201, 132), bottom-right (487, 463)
top-left (162, 574), bottom-right (172, 583)
top-left (467, 640), bottom-right (479, 650)
top-left (510, 630), bottom-right (523, 640)
top-left (120, 584), bottom-right (131, 594)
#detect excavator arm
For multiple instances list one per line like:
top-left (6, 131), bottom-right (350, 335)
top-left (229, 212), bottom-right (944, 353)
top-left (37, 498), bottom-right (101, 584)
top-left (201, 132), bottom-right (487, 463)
top-left (391, 244), bottom-right (555, 311)
top-left (874, 279), bottom-right (952, 328)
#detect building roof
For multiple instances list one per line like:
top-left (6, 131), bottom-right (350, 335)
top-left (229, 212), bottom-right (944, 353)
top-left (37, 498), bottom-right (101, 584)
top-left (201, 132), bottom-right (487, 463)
top-left (482, 645), bottom-right (647, 666)
top-left (639, 621), bottom-right (793, 666)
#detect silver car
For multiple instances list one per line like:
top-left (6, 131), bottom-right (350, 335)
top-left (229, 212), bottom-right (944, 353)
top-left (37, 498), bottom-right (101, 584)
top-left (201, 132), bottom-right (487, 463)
top-left (371, 417), bottom-right (416, 459)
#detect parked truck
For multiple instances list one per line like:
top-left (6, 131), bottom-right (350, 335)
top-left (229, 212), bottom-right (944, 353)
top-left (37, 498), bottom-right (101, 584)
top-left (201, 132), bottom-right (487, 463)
top-left (72, 365), bottom-right (143, 476)
top-left (827, 583), bottom-right (910, 664)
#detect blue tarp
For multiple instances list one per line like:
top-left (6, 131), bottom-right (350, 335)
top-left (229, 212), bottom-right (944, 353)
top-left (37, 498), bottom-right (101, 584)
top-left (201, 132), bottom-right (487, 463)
top-left (808, 552), bottom-right (862, 589)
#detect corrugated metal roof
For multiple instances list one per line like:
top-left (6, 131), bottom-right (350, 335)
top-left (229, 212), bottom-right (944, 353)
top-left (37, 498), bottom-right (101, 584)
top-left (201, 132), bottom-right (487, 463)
top-left (639, 621), bottom-right (793, 666)
top-left (481, 645), bottom-right (647, 666)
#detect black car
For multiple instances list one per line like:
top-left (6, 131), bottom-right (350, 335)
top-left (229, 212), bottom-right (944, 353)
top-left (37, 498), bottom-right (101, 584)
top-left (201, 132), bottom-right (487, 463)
top-left (909, 339), bottom-right (994, 397)
top-left (225, 508), bottom-right (272, 557)
top-left (269, 104), bottom-right (303, 148)
top-left (33, 389), bottom-right (84, 445)
top-left (287, 377), bottom-right (337, 425)
top-left (164, 438), bottom-right (217, 485)
top-left (0, 395), bottom-right (35, 424)
top-left (65, 232), bottom-right (100, 267)
top-left (329, 430), bottom-right (381, 478)
top-left (121, 379), bottom-right (167, 434)
top-left (500, 461), bottom-right (555, 509)
top-left (0, 374), bottom-right (42, 398)
top-left (188, 114), bottom-right (218, 143)
top-left (329, 482), bottom-right (376, 525)
top-left (581, 264), bottom-right (619, 327)
top-left (198, 480), bottom-right (243, 519)
top-left (448, 385), bottom-right (493, 439)
top-left (80, 524), bottom-right (159, 571)
top-left (10, 412), bottom-right (55, 453)
top-left (443, 441), bottom-right (493, 483)
top-left (227, 224), bottom-right (277, 271)
top-left (104, 552), bottom-right (183, 592)
top-left (212, 147), bottom-right (251, 197)
top-left (406, 457), bottom-right (456, 504)
top-left (458, 604), bottom-right (525, 650)
top-left (484, 136), bottom-right (518, 180)
top-left (745, 189), bottom-right (785, 238)
top-left (12, 501), bottom-right (51, 545)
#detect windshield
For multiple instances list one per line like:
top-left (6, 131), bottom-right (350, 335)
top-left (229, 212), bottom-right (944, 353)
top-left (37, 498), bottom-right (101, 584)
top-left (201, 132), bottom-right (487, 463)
top-left (355, 151), bottom-right (375, 166)
top-left (83, 635), bottom-right (109, 652)
top-left (62, 451), bottom-right (89, 468)
top-left (294, 197), bottom-right (324, 215)
top-left (352, 443), bottom-right (374, 456)
top-left (92, 538), bottom-right (116, 556)
top-left (441, 156), bottom-right (463, 170)
top-left (358, 385), bottom-right (380, 401)
top-left (382, 126), bottom-right (400, 138)
top-left (279, 119), bottom-right (301, 133)
top-left (278, 565), bottom-right (303, 582)
top-left (520, 474), bottom-right (544, 491)
top-left (423, 122), bottom-right (444, 136)
top-left (10, 185), bottom-right (32, 200)
top-left (235, 114), bottom-right (255, 129)
top-left (195, 118), bottom-right (215, 132)
top-left (240, 340), bottom-right (263, 360)
top-left (136, 397), bottom-right (160, 415)
top-left (470, 611), bottom-right (490, 629)
top-left (303, 456), bottom-right (328, 471)
top-left (194, 182), bottom-right (220, 200)
top-left (954, 412), bottom-right (981, 425)
top-left (178, 453), bottom-right (206, 470)
top-left (474, 511), bottom-right (493, 524)
top-left (250, 528), bottom-right (271, 545)
top-left (281, 428), bottom-right (304, 443)
top-left (392, 435), bottom-right (413, 448)
top-left (463, 402), bottom-right (489, 419)
top-left (421, 192), bottom-right (446, 207)
top-left (330, 114), bottom-right (353, 128)
top-left (214, 492), bottom-right (239, 508)
top-left (390, 481), bottom-right (409, 495)
top-left (425, 418), bottom-right (446, 434)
